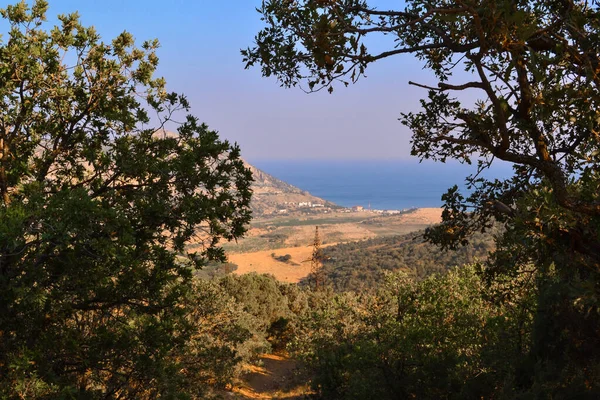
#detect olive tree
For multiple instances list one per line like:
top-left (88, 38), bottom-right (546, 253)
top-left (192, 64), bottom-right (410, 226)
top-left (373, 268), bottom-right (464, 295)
top-left (243, 0), bottom-right (600, 395)
top-left (0, 1), bottom-right (252, 397)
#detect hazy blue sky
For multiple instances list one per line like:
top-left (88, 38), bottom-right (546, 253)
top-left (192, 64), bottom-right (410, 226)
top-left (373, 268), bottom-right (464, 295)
top-left (15, 1), bottom-right (445, 161)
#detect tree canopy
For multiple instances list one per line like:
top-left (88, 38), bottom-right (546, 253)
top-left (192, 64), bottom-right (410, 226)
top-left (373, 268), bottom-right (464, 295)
top-left (244, 0), bottom-right (600, 395)
top-left (0, 1), bottom-right (252, 397)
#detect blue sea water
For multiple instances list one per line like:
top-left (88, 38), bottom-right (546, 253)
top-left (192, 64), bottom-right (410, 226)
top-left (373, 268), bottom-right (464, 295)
top-left (251, 160), bottom-right (513, 211)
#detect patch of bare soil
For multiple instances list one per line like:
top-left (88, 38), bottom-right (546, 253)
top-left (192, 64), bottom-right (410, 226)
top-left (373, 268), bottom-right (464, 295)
top-left (229, 245), bottom-right (333, 283)
top-left (226, 354), bottom-right (312, 399)
top-left (399, 207), bottom-right (442, 224)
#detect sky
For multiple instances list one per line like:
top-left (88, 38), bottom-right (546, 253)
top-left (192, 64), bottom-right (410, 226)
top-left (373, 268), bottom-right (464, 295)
top-left (8, 1), bottom-right (455, 161)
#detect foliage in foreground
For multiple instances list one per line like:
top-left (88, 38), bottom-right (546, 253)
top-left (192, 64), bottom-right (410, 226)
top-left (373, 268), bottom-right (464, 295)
top-left (292, 266), bottom-right (534, 399)
top-left (217, 269), bottom-right (577, 399)
top-left (219, 272), bottom-right (312, 351)
top-left (216, 268), bottom-right (600, 399)
top-left (0, 2), bottom-right (253, 397)
top-left (209, 268), bottom-right (599, 399)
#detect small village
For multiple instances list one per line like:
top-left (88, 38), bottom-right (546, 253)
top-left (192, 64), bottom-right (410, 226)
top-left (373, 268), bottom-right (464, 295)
top-left (272, 200), bottom-right (414, 216)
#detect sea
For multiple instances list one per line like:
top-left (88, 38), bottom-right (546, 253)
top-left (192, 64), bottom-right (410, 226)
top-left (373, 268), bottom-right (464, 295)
top-left (251, 159), bottom-right (513, 211)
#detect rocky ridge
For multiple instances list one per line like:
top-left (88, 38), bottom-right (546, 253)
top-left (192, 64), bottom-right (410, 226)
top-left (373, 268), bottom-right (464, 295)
top-left (244, 161), bottom-right (337, 215)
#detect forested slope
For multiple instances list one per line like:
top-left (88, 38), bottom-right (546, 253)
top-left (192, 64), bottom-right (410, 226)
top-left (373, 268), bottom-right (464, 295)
top-left (314, 228), bottom-right (497, 292)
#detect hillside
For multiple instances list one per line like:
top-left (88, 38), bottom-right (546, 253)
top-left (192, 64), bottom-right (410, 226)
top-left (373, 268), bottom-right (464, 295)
top-left (245, 161), bottom-right (338, 215)
top-left (306, 226), bottom-right (499, 292)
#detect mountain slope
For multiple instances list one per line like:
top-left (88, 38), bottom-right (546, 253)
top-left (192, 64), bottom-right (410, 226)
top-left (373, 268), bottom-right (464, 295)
top-left (245, 162), bottom-right (337, 215)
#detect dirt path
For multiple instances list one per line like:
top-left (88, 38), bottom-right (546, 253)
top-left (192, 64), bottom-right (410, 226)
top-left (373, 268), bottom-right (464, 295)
top-left (227, 354), bottom-right (312, 399)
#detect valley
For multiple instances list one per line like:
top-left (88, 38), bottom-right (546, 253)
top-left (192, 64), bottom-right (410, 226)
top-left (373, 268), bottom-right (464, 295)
top-left (225, 207), bottom-right (442, 283)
